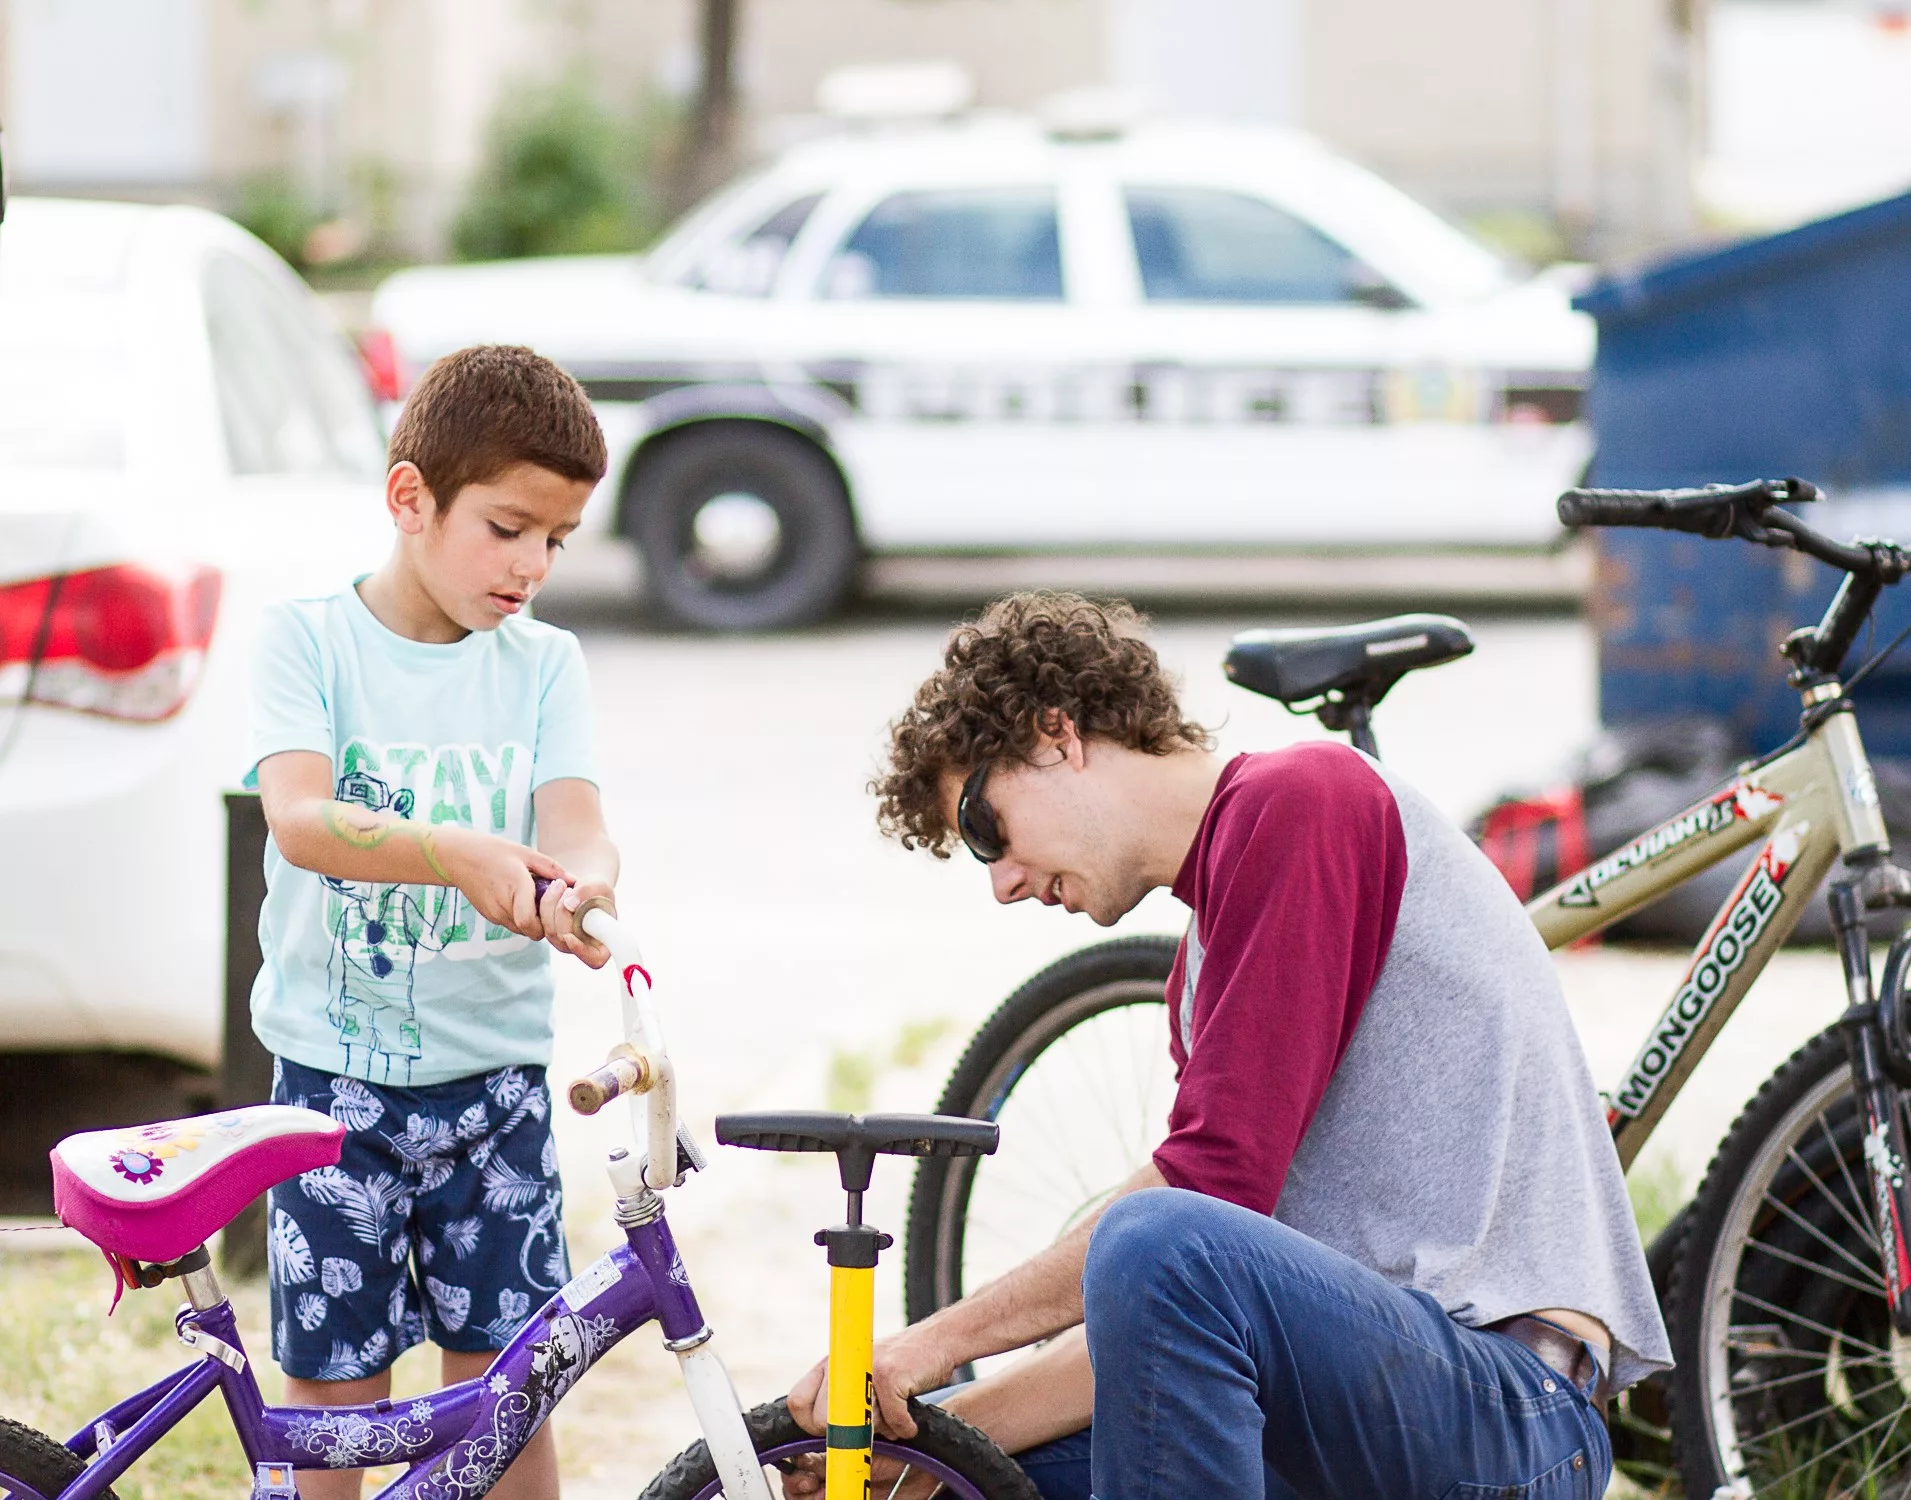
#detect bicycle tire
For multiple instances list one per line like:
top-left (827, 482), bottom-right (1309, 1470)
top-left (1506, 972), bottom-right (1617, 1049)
top-left (636, 1397), bottom-right (1039, 1500)
top-left (0, 1415), bottom-right (119, 1500)
top-left (1666, 1024), bottom-right (1911, 1496)
top-left (903, 934), bottom-right (1179, 1327)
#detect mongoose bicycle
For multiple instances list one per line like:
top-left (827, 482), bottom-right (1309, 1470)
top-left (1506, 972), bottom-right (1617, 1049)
top-left (13, 886), bottom-right (1035, 1500)
top-left (909, 478), bottom-right (1911, 1498)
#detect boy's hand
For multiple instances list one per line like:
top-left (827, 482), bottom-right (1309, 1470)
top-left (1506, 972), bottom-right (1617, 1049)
top-left (439, 828), bottom-right (569, 941)
top-left (539, 878), bottom-right (615, 968)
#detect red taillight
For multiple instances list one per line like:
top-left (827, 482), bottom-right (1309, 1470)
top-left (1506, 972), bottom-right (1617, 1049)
top-left (358, 328), bottom-right (408, 404)
top-left (0, 565), bottom-right (223, 722)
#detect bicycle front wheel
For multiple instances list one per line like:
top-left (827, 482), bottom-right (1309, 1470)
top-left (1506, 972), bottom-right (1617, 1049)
top-left (1669, 1024), bottom-right (1911, 1496)
top-left (637, 1399), bottom-right (1039, 1500)
top-left (902, 935), bottom-right (1179, 1328)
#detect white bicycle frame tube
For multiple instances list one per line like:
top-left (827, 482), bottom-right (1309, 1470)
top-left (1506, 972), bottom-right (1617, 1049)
top-left (680, 1345), bottom-right (776, 1499)
top-left (572, 906), bottom-right (777, 1500)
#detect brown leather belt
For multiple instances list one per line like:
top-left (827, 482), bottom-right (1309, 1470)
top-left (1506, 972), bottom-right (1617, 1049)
top-left (1490, 1315), bottom-right (1610, 1419)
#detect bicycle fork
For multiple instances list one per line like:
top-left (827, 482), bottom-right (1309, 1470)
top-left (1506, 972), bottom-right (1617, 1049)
top-left (1829, 876), bottom-right (1911, 1333)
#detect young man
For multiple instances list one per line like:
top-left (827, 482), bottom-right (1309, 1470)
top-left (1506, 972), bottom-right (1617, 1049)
top-left (251, 346), bottom-right (619, 1500)
top-left (790, 592), bottom-right (1670, 1499)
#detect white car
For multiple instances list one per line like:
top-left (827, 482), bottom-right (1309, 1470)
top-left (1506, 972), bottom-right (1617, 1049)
top-left (372, 115), bottom-right (1594, 630)
top-left (0, 198), bottom-right (389, 1169)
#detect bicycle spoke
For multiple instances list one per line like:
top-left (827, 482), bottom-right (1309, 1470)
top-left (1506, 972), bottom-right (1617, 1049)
top-left (999, 1072), bottom-right (1112, 1206)
top-left (1732, 1288), bottom-right (1896, 1363)
top-left (1841, 1404), bottom-right (1911, 1500)
top-left (1728, 1349), bottom-right (1897, 1400)
top-left (1062, 1026), bottom-right (1145, 1171)
top-left (1744, 1233), bottom-right (1889, 1297)
top-left (1824, 1112), bottom-right (1883, 1247)
top-left (1753, 1397), bottom-right (1911, 1490)
top-left (965, 1002), bottom-right (1174, 1296)
top-left (1078, 1010), bottom-right (1138, 1167)
top-left (1757, 1186), bottom-right (1890, 1290)
top-left (1785, 1139), bottom-right (1885, 1257)
top-left (978, 1124), bottom-right (1102, 1210)
top-left (1740, 1368), bottom-right (1904, 1450)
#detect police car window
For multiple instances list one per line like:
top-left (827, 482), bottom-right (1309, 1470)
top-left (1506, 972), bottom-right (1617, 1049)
top-left (824, 189), bottom-right (1063, 300)
top-left (693, 193), bottom-right (823, 295)
top-left (1125, 187), bottom-right (1369, 304)
top-left (203, 252), bottom-right (384, 478)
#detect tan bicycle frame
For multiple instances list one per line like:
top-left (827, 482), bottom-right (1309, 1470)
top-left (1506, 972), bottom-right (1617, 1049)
top-left (1528, 698), bottom-right (1892, 1169)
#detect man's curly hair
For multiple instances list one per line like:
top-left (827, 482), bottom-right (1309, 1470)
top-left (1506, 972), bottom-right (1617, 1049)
top-left (875, 592), bottom-right (1212, 856)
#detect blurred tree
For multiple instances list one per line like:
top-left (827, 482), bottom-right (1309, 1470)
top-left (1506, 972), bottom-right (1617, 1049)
top-left (453, 78), bottom-right (676, 262)
top-left (673, 0), bottom-right (740, 214)
top-left (236, 172), bottom-right (327, 272)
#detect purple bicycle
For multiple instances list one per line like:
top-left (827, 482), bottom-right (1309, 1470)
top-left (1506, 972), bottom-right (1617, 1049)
top-left (13, 891), bottom-right (1036, 1500)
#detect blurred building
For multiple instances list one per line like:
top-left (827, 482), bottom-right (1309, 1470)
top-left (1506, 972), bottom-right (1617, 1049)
top-left (0, 0), bottom-right (1703, 261)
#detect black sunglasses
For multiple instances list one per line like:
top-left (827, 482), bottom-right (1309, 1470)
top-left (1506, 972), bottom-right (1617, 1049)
top-left (957, 761), bottom-right (1006, 864)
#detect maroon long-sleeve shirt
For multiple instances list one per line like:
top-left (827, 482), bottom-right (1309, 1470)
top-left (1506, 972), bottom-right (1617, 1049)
top-left (1155, 744), bottom-right (1407, 1212)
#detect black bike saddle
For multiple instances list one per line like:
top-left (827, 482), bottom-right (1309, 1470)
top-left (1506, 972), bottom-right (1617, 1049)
top-left (1224, 613), bottom-right (1474, 708)
top-left (716, 1110), bottom-right (998, 1192)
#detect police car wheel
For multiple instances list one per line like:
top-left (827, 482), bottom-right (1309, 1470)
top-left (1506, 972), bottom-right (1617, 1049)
top-left (628, 424), bottom-right (857, 630)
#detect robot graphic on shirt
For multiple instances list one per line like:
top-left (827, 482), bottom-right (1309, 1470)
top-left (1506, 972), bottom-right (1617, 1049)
top-left (323, 769), bottom-right (456, 1084)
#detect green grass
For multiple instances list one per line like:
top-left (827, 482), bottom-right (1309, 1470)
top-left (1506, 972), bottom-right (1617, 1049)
top-left (0, 1252), bottom-right (264, 1498)
top-left (1628, 1152), bottom-right (1688, 1246)
top-left (824, 1018), bottom-right (960, 1114)
top-left (0, 1253), bottom-right (451, 1499)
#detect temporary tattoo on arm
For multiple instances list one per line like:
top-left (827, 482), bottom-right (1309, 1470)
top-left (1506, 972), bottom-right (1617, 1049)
top-left (325, 801), bottom-right (392, 849)
top-left (416, 825), bottom-right (452, 882)
top-left (324, 802), bottom-right (453, 883)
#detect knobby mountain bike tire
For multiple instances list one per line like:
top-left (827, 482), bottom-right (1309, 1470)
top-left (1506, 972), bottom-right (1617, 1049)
top-left (0, 1416), bottom-right (119, 1500)
top-left (1666, 1025), bottom-right (1911, 1497)
top-left (637, 1398), bottom-right (1039, 1500)
top-left (902, 934), bottom-right (1179, 1329)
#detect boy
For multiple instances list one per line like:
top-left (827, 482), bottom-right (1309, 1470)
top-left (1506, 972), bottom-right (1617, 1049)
top-left (250, 346), bottom-right (618, 1500)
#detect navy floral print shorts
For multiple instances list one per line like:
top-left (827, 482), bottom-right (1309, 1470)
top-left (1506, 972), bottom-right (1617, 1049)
top-left (267, 1057), bottom-right (571, 1381)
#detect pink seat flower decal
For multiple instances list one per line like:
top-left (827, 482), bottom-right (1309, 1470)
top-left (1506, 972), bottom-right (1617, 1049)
top-left (111, 1150), bottom-right (163, 1185)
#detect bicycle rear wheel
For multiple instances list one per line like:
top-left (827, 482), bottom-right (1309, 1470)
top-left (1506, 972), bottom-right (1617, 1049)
top-left (902, 935), bottom-right (1179, 1329)
top-left (1668, 1024), bottom-right (1911, 1497)
top-left (637, 1398), bottom-right (1039, 1500)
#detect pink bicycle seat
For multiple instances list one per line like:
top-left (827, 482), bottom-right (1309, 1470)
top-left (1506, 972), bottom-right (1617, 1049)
top-left (51, 1106), bottom-right (344, 1263)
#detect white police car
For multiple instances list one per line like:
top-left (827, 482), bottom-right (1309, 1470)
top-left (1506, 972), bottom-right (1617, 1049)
top-left (371, 114), bottom-right (1593, 630)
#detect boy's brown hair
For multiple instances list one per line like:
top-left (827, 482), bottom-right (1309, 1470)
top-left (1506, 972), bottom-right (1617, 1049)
top-left (388, 345), bottom-right (607, 509)
top-left (875, 591), bottom-right (1212, 857)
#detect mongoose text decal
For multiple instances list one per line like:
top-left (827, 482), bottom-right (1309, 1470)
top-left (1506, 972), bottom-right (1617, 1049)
top-left (1610, 834), bottom-right (1794, 1119)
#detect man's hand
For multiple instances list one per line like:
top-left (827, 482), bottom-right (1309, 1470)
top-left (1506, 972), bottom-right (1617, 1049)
top-left (538, 877), bottom-right (615, 967)
top-left (788, 1325), bottom-right (952, 1442)
top-left (436, 827), bottom-right (569, 941)
top-left (776, 1450), bottom-right (939, 1499)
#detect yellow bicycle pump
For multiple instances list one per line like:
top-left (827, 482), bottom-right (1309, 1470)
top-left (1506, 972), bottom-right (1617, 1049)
top-left (818, 1154), bottom-right (889, 1499)
top-left (710, 1110), bottom-right (1002, 1500)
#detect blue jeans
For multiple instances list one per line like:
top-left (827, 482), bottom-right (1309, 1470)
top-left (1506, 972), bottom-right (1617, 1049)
top-left (1014, 1189), bottom-right (1611, 1500)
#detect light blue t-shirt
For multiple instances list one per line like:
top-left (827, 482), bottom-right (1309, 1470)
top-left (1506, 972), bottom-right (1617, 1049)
top-left (247, 583), bottom-right (598, 1086)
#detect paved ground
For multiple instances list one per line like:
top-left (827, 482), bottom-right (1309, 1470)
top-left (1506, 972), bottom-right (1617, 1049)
top-left (512, 572), bottom-right (1852, 1496)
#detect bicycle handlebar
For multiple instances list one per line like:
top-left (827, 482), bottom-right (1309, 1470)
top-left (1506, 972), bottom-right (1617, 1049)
top-left (1557, 477), bottom-right (1907, 580)
top-left (530, 878), bottom-right (681, 1189)
top-left (1557, 478), bottom-right (1816, 534)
